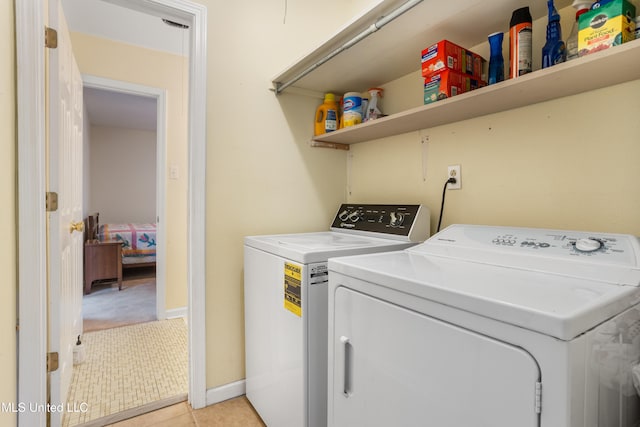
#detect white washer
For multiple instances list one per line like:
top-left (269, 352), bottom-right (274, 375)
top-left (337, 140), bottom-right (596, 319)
top-left (244, 204), bottom-right (430, 427)
top-left (328, 224), bottom-right (640, 427)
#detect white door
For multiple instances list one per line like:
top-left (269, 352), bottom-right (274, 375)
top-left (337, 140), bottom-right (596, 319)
top-left (47, 0), bottom-right (84, 425)
top-left (330, 287), bottom-right (541, 427)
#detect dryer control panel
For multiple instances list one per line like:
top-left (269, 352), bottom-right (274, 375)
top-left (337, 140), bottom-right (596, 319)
top-left (410, 224), bottom-right (640, 286)
top-left (330, 204), bottom-right (430, 242)
top-left (424, 224), bottom-right (640, 266)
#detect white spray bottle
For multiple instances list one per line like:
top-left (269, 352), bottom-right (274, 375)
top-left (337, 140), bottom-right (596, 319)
top-left (364, 88), bottom-right (383, 121)
top-left (566, 0), bottom-right (591, 60)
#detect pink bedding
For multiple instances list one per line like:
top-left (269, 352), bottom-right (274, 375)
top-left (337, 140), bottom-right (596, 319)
top-left (98, 223), bottom-right (157, 259)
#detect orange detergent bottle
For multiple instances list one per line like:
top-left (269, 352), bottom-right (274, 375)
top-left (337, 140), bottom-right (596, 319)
top-left (314, 93), bottom-right (338, 136)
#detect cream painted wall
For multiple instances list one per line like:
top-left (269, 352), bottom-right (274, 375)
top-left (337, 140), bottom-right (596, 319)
top-left (0, 0), bottom-right (16, 424)
top-left (89, 125), bottom-right (157, 223)
top-left (349, 80), bottom-right (640, 234)
top-left (200, 0), bottom-right (378, 388)
top-left (69, 33), bottom-right (188, 310)
top-left (349, 6), bottom-right (640, 236)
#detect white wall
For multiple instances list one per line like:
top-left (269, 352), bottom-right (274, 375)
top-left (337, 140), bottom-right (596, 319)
top-left (89, 125), bottom-right (157, 223)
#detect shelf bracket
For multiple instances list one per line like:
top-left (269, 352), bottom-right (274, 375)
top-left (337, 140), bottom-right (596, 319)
top-left (310, 140), bottom-right (350, 150)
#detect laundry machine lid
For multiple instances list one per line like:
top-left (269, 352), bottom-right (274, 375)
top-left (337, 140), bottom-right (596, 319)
top-left (245, 232), bottom-right (416, 264)
top-left (329, 225), bottom-right (640, 341)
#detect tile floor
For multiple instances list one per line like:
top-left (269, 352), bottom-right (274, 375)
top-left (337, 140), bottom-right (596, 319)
top-left (64, 318), bottom-right (188, 426)
top-left (106, 397), bottom-right (266, 427)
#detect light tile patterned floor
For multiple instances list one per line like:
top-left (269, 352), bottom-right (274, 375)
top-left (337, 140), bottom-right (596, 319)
top-left (106, 397), bottom-right (266, 427)
top-left (63, 318), bottom-right (188, 426)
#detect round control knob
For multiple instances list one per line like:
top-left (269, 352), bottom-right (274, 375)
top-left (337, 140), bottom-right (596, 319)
top-left (575, 238), bottom-right (602, 252)
top-left (389, 212), bottom-right (404, 227)
top-left (347, 211), bottom-right (361, 222)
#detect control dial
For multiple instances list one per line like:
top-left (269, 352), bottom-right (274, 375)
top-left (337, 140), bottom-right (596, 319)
top-left (575, 238), bottom-right (602, 252)
top-left (389, 212), bottom-right (405, 227)
top-left (347, 210), bottom-right (362, 222)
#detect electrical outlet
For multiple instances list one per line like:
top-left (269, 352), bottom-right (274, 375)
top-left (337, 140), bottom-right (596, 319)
top-left (447, 165), bottom-right (461, 190)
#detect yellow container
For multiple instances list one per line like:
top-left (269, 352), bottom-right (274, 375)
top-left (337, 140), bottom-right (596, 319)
top-left (314, 93), bottom-right (338, 136)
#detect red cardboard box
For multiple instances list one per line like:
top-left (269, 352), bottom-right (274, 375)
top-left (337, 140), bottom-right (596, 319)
top-left (424, 70), bottom-right (485, 104)
top-left (421, 40), bottom-right (486, 81)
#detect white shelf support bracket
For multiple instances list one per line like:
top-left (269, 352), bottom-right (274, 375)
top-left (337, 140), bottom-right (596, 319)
top-left (346, 152), bottom-right (354, 198)
top-left (421, 132), bottom-right (429, 182)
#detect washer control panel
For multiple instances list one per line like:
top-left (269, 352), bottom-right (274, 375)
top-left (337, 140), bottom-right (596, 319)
top-left (330, 204), bottom-right (428, 241)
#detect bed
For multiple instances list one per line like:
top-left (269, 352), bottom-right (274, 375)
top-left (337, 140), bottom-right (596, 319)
top-left (95, 214), bottom-right (157, 268)
top-left (84, 213), bottom-right (157, 268)
top-left (83, 213), bottom-right (157, 294)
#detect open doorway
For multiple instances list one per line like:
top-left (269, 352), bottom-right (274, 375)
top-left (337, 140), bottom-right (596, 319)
top-left (61, 1), bottom-right (190, 425)
top-left (16, 0), bottom-right (206, 424)
top-left (80, 78), bottom-right (168, 326)
top-left (82, 85), bottom-right (159, 331)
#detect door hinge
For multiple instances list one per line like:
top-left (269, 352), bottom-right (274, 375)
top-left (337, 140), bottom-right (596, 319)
top-left (47, 352), bottom-right (59, 373)
top-left (534, 381), bottom-right (542, 414)
top-left (46, 192), bottom-right (58, 212)
top-left (45, 26), bottom-right (58, 49)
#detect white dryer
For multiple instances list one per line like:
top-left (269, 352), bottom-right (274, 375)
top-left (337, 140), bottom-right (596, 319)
top-left (328, 224), bottom-right (640, 427)
top-left (244, 204), bottom-right (430, 427)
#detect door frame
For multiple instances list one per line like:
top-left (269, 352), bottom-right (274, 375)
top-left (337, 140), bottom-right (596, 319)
top-left (82, 75), bottom-right (169, 322)
top-left (16, 1), bottom-right (208, 425)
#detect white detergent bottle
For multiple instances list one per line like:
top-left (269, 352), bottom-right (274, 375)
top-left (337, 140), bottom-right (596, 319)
top-left (364, 88), bottom-right (383, 121)
top-left (73, 335), bottom-right (86, 365)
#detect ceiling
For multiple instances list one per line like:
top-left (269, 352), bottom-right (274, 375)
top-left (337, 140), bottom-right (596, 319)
top-left (83, 87), bottom-right (158, 131)
top-left (61, 0), bottom-right (190, 131)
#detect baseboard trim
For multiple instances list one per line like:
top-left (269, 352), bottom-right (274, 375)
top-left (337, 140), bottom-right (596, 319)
top-left (205, 380), bottom-right (246, 406)
top-left (166, 307), bottom-right (187, 319)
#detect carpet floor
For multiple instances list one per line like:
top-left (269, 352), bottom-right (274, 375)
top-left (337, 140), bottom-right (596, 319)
top-left (83, 268), bottom-right (157, 332)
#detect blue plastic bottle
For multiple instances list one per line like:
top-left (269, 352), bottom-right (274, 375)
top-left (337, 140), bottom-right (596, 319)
top-left (542, 0), bottom-right (567, 68)
top-left (488, 32), bottom-right (505, 84)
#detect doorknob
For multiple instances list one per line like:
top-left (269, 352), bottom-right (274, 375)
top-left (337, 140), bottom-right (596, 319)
top-left (70, 221), bottom-right (84, 233)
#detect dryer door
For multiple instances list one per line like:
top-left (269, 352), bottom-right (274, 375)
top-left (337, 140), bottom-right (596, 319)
top-left (330, 287), bottom-right (541, 427)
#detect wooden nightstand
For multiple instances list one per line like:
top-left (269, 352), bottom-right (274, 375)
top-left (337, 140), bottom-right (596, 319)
top-left (84, 241), bottom-right (122, 294)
